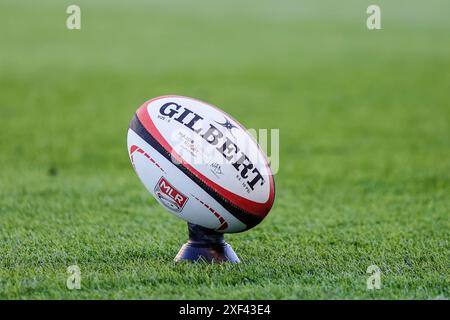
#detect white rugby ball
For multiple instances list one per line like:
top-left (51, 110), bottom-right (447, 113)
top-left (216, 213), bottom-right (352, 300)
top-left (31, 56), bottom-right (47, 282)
top-left (127, 95), bottom-right (275, 233)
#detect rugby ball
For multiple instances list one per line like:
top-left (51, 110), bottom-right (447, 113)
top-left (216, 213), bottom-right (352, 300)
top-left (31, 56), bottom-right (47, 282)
top-left (127, 95), bottom-right (275, 233)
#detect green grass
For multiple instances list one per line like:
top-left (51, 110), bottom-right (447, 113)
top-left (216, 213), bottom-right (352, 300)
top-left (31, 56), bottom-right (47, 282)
top-left (0, 0), bottom-right (449, 299)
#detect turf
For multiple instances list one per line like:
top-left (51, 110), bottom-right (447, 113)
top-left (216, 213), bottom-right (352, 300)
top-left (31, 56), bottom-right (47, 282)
top-left (0, 0), bottom-right (449, 299)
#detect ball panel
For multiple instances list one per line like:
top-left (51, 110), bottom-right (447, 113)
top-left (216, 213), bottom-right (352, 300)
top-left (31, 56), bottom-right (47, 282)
top-left (129, 113), bottom-right (266, 231)
top-left (128, 128), bottom-right (248, 232)
top-left (147, 96), bottom-right (271, 202)
top-left (135, 96), bottom-right (275, 217)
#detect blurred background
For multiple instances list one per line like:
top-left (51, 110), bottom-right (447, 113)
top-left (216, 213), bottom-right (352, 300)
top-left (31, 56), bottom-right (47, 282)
top-left (0, 0), bottom-right (448, 299)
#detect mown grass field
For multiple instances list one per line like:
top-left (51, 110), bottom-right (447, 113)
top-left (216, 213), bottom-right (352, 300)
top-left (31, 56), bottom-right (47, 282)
top-left (0, 0), bottom-right (449, 299)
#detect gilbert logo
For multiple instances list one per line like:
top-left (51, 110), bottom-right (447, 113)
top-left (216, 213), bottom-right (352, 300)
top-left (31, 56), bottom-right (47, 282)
top-left (159, 102), bottom-right (266, 191)
top-left (154, 177), bottom-right (188, 213)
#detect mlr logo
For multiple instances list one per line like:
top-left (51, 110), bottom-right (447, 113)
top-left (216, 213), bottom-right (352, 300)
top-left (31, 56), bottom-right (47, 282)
top-left (154, 177), bottom-right (188, 213)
